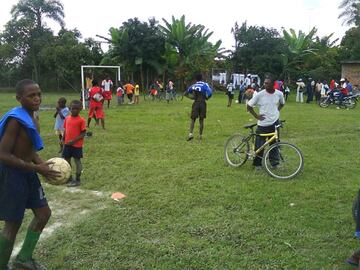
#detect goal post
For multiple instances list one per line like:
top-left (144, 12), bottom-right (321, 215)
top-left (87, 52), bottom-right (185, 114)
top-left (80, 65), bottom-right (121, 109)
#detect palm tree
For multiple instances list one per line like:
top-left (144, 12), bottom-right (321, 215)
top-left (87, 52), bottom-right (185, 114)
top-left (338, 0), bottom-right (360, 27)
top-left (10, 0), bottom-right (65, 81)
top-left (11, 0), bottom-right (65, 30)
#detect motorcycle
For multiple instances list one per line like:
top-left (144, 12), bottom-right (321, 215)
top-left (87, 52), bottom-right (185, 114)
top-left (319, 91), bottom-right (357, 109)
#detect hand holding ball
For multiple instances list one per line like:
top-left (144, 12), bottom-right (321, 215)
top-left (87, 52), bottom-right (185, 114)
top-left (44, 157), bottom-right (71, 185)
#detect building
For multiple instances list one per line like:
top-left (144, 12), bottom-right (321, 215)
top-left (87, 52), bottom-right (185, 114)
top-left (341, 61), bottom-right (360, 87)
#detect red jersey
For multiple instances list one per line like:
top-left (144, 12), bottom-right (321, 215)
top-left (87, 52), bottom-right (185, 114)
top-left (341, 88), bottom-right (349, 95)
top-left (89, 86), bottom-right (103, 107)
top-left (63, 115), bottom-right (86, 148)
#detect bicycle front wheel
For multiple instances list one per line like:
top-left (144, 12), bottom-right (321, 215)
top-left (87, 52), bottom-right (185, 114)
top-left (263, 142), bottom-right (303, 179)
top-left (224, 134), bottom-right (249, 167)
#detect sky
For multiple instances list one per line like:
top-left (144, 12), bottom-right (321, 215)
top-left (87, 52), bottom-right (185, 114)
top-left (0, 0), bottom-right (350, 51)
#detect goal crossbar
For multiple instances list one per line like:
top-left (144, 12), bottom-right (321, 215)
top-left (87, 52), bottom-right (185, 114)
top-left (81, 65), bottom-right (121, 108)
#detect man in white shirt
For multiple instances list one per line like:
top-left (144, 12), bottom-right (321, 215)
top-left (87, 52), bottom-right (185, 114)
top-left (247, 75), bottom-right (285, 169)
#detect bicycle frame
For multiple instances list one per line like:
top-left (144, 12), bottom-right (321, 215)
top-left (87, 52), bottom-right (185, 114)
top-left (246, 124), bottom-right (281, 159)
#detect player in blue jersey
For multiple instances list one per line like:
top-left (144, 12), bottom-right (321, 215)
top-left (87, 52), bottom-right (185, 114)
top-left (185, 74), bottom-right (212, 141)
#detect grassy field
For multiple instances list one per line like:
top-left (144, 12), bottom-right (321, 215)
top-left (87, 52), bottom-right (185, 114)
top-left (1, 90), bottom-right (360, 269)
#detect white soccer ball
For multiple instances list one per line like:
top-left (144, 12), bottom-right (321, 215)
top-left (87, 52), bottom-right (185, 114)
top-left (93, 93), bottom-right (103, 102)
top-left (45, 157), bottom-right (71, 185)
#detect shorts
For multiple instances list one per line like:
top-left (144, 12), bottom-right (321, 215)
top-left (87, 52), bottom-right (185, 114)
top-left (55, 130), bottom-right (64, 136)
top-left (166, 92), bottom-right (172, 100)
top-left (0, 163), bottom-right (48, 222)
top-left (103, 91), bottom-right (112, 100)
top-left (88, 105), bottom-right (104, 119)
top-left (227, 93), bottom-right (234, 99)
top-left (191, 101), bottom-right (207, 119)
top-left (62, 145), bottom-right (83, 159)
top-left (127, 93), bottom-right (133, 100)
top-left (150, 89), bottom-right (157, 96)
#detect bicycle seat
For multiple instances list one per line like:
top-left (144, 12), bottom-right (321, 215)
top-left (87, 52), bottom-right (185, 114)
top-left (244, 123), bottom-right (257, 129)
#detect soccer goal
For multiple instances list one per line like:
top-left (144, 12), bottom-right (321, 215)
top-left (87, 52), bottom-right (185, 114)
top-left (80, 65), bottom-right (121, 108)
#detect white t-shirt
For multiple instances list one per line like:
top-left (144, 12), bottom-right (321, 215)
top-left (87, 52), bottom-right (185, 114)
top-left (227, 83), bottom-right (234, 94)
top-left (248, 89), bottom-right (285, 127)
top-left (102, 79), bottom-right (113, 91)
top-left (244, 77), bottom-right (251, 87)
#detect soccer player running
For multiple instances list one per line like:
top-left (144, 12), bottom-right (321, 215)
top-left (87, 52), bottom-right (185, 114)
top-left (247, 74), bottom-right (285, 170)
top-left (0, 79), bottom-right (60, 270)
top-left (185, 74), bottom-right (212, 141)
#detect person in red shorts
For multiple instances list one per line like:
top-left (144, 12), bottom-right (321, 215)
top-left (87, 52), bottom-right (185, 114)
top-left (62, 100), bottom-right (86, 187)
top-left (101, 75), bottom-right (113, 108)
top-left (87, 79), bottom-right (105, 129)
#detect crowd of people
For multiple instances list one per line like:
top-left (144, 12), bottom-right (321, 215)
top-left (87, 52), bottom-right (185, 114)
top-left (224, 73), bottom-right (355, 109)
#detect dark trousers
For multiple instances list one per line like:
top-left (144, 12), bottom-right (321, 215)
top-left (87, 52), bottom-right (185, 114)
top-left (306, 91), bottom-right (313, 103)
top-left (253, 120), bottom-right (279, 167)
top-left (238, 91), bottom-right (244, 103)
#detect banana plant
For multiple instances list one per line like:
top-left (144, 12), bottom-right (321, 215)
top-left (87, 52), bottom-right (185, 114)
top-left (281, 27), bottom-right (318, 82)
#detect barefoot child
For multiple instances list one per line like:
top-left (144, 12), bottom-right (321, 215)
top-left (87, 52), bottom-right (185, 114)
top-left (62, 100), bottom-right (86, 187)
top-left (54, 97), bottom-right (69, 153)
top-left (0, 79), bottom-right (60, 270)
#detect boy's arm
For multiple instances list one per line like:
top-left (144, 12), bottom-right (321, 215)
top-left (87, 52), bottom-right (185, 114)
top-left (32, 152), bottom-right (44, 164)
top-left (66, 131), bottom-right (86, 145)
top-left (0, 119), bottom-right (60, 178)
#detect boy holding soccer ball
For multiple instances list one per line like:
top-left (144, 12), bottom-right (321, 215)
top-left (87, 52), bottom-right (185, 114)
top-left (0, 79), bottom-right (60, 270)
top-left (62, 100), bottom-right (86, 187)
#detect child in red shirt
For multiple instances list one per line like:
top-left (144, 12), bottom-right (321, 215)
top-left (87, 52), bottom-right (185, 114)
top-left (62, 100), bottom-right (86, 187)
top-left (88, 79), bottom-right (105, 129)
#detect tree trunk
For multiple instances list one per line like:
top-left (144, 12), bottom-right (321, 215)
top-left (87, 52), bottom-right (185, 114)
top-left (32, 53), bottom-right (39, 82)
top-left (140, 63), bottom-right (144, 91)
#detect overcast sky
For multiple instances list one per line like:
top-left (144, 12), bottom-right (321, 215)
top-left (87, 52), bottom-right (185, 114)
top-left (0, 0), bottom-right (350, 50)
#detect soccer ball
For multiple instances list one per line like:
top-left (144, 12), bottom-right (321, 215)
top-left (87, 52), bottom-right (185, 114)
top-left (93, 93), bottom-right (103, 102)
top-left (45, 157), bottom-right (71, 185)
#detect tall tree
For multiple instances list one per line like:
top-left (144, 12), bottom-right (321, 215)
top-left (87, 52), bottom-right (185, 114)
top-left (105, 17), bottom-right (165, 88)
top-left (11, 0), bottom-right (65, 30)
top-left (339, 27), bottom-right (360, 60)
top-left (9, 0), bottom-right (65, 81)
top-left (231, 21), bottom-right (286, 79)
top-left (338, 0), bottom-right (360, 27)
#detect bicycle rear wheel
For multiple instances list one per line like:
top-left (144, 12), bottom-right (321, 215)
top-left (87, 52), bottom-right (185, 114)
top-left (224, 134), bottom-right (249, 167)
top-left (263, 142), bottom-right (303, 179)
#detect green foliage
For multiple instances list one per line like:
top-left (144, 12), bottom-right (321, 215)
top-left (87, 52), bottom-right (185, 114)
top-left (11, 0), bottom-right (65, 29)
top-left (106, 17), bottom-right (165, 86)
top-left (160, 15), bottom-right (222, 82)
top-left (339, 27), bottom-right (360, 60)
top-left (338, 0), bottom-right (360, 26)
top-left (232, 21), bottom-right (286, 78)
top-left (40, 29), bottom-right (103, 89)
top-left (281, 27), bottom-right (318, 81)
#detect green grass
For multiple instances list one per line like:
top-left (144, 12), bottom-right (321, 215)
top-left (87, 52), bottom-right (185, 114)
top-left (0, 91), bottom-right (359, 269)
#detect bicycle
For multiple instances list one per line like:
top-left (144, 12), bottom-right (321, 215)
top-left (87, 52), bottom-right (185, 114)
top-left (224, 120), bottom-right (304, 180)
